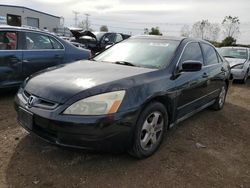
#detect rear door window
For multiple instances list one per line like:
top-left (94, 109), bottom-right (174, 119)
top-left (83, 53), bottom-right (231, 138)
top-left (201, 43), bottom-right (219, 66)
top-left (0, 31), bottom-right (17, 50)
top-left (49, 37), bottom-right (64, 49)
top-left (25, 32), bottom-right (53, 50)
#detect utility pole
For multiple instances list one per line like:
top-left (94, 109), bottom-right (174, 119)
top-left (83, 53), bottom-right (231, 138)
top-left (72, 11), bottom-right (80, 27)
top-left (84, 13), bottom-right (90, 30)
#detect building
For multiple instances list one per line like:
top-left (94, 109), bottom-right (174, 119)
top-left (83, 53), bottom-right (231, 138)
top-left (0, 4), bottom-right (61, 32)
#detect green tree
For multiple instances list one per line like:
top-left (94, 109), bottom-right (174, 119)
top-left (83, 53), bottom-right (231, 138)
top-left (221, 36), bottom-right (236, 47)
top-left (149, 27), bottom-right (162, 35)
top-left (100, 25), bottom-right (108, 32)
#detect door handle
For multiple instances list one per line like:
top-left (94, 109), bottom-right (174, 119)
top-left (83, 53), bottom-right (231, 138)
top-left (202, 73), bottom-right (209, 78)
top-left (54, 55), bottom-right (63, 58)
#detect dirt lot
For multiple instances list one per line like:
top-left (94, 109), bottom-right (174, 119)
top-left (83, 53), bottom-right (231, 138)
top-left (0, 81), bottom-right (250, 188)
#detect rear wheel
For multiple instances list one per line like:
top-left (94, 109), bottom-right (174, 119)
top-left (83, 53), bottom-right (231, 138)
top-left (211, 84), bottom-right (227, 110)
top-left (129, 102), bottom-right (168, 159)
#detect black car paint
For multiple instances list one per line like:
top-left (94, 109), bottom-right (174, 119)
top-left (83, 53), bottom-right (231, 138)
top-left (15, 36), bottom-right (230, 151)
top-left (0, 26), bottom-right (91, 89)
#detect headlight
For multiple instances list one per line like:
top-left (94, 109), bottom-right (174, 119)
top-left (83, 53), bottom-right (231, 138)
top-left (63, 90), bottom-right (126, 115)
top-left (232, 64), bottom-right (244, 69)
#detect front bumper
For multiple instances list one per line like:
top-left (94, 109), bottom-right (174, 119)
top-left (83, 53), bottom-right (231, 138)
top-left (15, 91), bottom-right (140, 152)
top-left (231, 68), bottom-right (246, 80)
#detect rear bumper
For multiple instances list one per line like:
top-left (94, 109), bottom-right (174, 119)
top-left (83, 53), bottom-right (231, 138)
top-left (15, 93), bottom-right (140, 152)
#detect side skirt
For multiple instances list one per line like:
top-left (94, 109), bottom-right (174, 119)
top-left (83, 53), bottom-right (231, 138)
top-left (169, 99), bottom-right (215, 129)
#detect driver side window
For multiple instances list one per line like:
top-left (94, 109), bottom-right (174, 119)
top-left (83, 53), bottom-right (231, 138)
top-left (180, 42), bottom-right (203, 64)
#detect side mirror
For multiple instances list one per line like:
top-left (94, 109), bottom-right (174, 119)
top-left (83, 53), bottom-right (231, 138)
top-left (104, 38), bottom-right (109, 43)
top-left (181, 60), bottom-right (202, 72)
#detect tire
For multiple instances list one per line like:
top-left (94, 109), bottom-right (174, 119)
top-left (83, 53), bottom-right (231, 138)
top-left (241, 71), bottom-right (248, 84)
top-left (211, 84), bottom-right (227, 111)
top-left (128, 102), bottom-right (168, 159)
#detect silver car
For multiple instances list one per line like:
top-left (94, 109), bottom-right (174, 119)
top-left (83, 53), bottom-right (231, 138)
top-left (220, 47), bottom-right (250, 83)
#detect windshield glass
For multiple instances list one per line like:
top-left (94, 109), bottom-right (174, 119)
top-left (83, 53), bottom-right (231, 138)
top-left (220, 48), bottom-right (248, 59)
top-left (93, 38), bottom-right (180, 69)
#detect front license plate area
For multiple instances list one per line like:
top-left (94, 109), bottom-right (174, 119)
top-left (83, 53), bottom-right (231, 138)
top-left (18, 107), bottom-right (33, 130)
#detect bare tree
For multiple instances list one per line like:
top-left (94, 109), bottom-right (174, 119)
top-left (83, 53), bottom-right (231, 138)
top-left (190, 20), bottom-right (220, 41)
top-left (180, 25), bottom-right (190, 37)
top-left (209, 23), bottom-right (221, 41)
top-left (222, 16), bottom-right (240, 39)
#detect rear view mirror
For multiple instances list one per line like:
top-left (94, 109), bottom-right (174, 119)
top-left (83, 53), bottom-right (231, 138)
top-left (181, 60), bottom-right (202, 72)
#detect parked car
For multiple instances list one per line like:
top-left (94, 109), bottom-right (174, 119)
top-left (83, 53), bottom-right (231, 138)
top-left (15, 36), bottom-right (230, 159)
top-left (0, 25), bottom-right (91, 89)
top-left (70, 29), bottom-right (130, 54)
top-left (220, 46), bottom-right (250, 83)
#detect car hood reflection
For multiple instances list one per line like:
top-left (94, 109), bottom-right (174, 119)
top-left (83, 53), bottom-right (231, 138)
top-left (25, 60), bottom-right (156, 103)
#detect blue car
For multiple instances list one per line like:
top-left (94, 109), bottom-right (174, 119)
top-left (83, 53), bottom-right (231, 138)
top-left (0, 26), bottom-right (91, 89)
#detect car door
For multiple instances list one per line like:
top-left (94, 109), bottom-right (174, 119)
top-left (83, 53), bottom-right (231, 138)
top-left (175, 42), bottom-right (208, 119)
top-left (21, 31), bottom-right (65, 78)
top-left (0, 30), bottom-right (23, 88)
top-left (200, 43), bottom-right (225, 102)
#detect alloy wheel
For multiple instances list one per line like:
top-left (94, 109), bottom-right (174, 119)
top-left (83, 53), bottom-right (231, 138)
top-left (140, 111), bottom-right (164, 151)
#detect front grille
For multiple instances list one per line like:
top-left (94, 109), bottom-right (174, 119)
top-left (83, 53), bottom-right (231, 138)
top-left (22, 90), bottom-right (59, 110)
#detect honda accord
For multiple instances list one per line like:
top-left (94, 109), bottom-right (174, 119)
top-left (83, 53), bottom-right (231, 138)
top-left (15, 36), bottom-right (230, 158)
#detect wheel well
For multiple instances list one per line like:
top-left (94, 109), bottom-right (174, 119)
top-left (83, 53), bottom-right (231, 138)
top-left (142, 96), bottom-right (173, 127)
top-left (225, 79), bottom-right (229, 89)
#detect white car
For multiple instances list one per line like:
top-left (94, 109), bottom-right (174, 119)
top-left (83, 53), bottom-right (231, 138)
top-left (220, 47), bottom-right (250, 83)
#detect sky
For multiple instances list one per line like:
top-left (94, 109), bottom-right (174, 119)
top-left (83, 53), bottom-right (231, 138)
top-left (1, 0), bottom-right (250, 44)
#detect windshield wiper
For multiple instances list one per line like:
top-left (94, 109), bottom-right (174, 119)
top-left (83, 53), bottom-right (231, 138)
top-left (114, 61), bottom-right (136, 67)
top-left (223, 55), bottom-right (236, 58)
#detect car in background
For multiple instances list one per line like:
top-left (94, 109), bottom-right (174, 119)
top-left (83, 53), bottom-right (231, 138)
top-left (15, 36), bottom-right (230, 158)
top-left (70, 41), bottom-right (86, 49)
top-left (220, 46), bottom-right (250, 83)
top-left (0, 25), bottom-right (91, 89)
top-left (70, 29), bottom-right (130, 54)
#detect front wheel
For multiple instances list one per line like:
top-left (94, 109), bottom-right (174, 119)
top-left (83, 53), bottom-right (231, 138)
top-left (211, 84), bottom-right (227, 110)
top-left (128, 102), bottom-right (168, 159)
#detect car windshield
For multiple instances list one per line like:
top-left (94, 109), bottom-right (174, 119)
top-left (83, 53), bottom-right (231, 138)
top-left (93, 38), bottom-right (180, 69)
top-left (220, 48), bottom-right (248, 59)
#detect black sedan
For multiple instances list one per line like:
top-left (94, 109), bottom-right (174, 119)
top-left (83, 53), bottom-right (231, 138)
top-left (0, 25), bottom-right (91, 89)
top-left (15, 36), bottom-right (230, 158)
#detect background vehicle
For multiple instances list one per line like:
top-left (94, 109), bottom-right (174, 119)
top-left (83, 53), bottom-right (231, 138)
top-left (0, 25), bottom-right (91, 89)
top-left (70, 29), bottom-right (130, 54)
top-left (15, 36), bottom-right (230, 159)
top-left (220, 47), bottom-right (250, 83)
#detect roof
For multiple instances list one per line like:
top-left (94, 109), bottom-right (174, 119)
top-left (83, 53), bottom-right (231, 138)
top-left (0, 4), bottom-right (60, 19)
top-left (131, 35), bottom-right (186, 41)
top-left (0, 25), bottom-right (55, 36)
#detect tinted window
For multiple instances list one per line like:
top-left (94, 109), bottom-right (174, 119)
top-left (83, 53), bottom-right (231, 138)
top-left (201, 43), bottom-right (218, 65)
top-left (180, 42), bottom-right (203, 63)
top-left (102, 33), bottom-right (115, 43)
top-left (115, 34), bottom-right (123, 43)
top-left (25, 32), bottom-right (53, 50)
top-left (94, 39), bottom-right (180, 69)
top-left (0, 31), bottom-right (17, 50)
top-left (49, 37), bottom-right (63, 49)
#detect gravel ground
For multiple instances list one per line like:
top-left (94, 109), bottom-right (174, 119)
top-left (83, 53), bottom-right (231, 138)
top-left (0, 80), bottom-right (250, 188)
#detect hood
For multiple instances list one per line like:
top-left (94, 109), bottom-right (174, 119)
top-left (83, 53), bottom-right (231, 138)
top-left (25, 61), bottom-right (156, 103)
top-left (70, 29), bottom-right (97, 40)
top-left (225, 58), bottom-right (247, 68)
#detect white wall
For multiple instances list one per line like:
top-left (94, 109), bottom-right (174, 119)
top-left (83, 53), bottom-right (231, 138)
top-left (0, 5), bottom-right (60, 32)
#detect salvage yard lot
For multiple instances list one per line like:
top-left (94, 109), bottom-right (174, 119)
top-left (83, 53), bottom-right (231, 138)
top-left (0, 81), bottom-right (250, 188)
